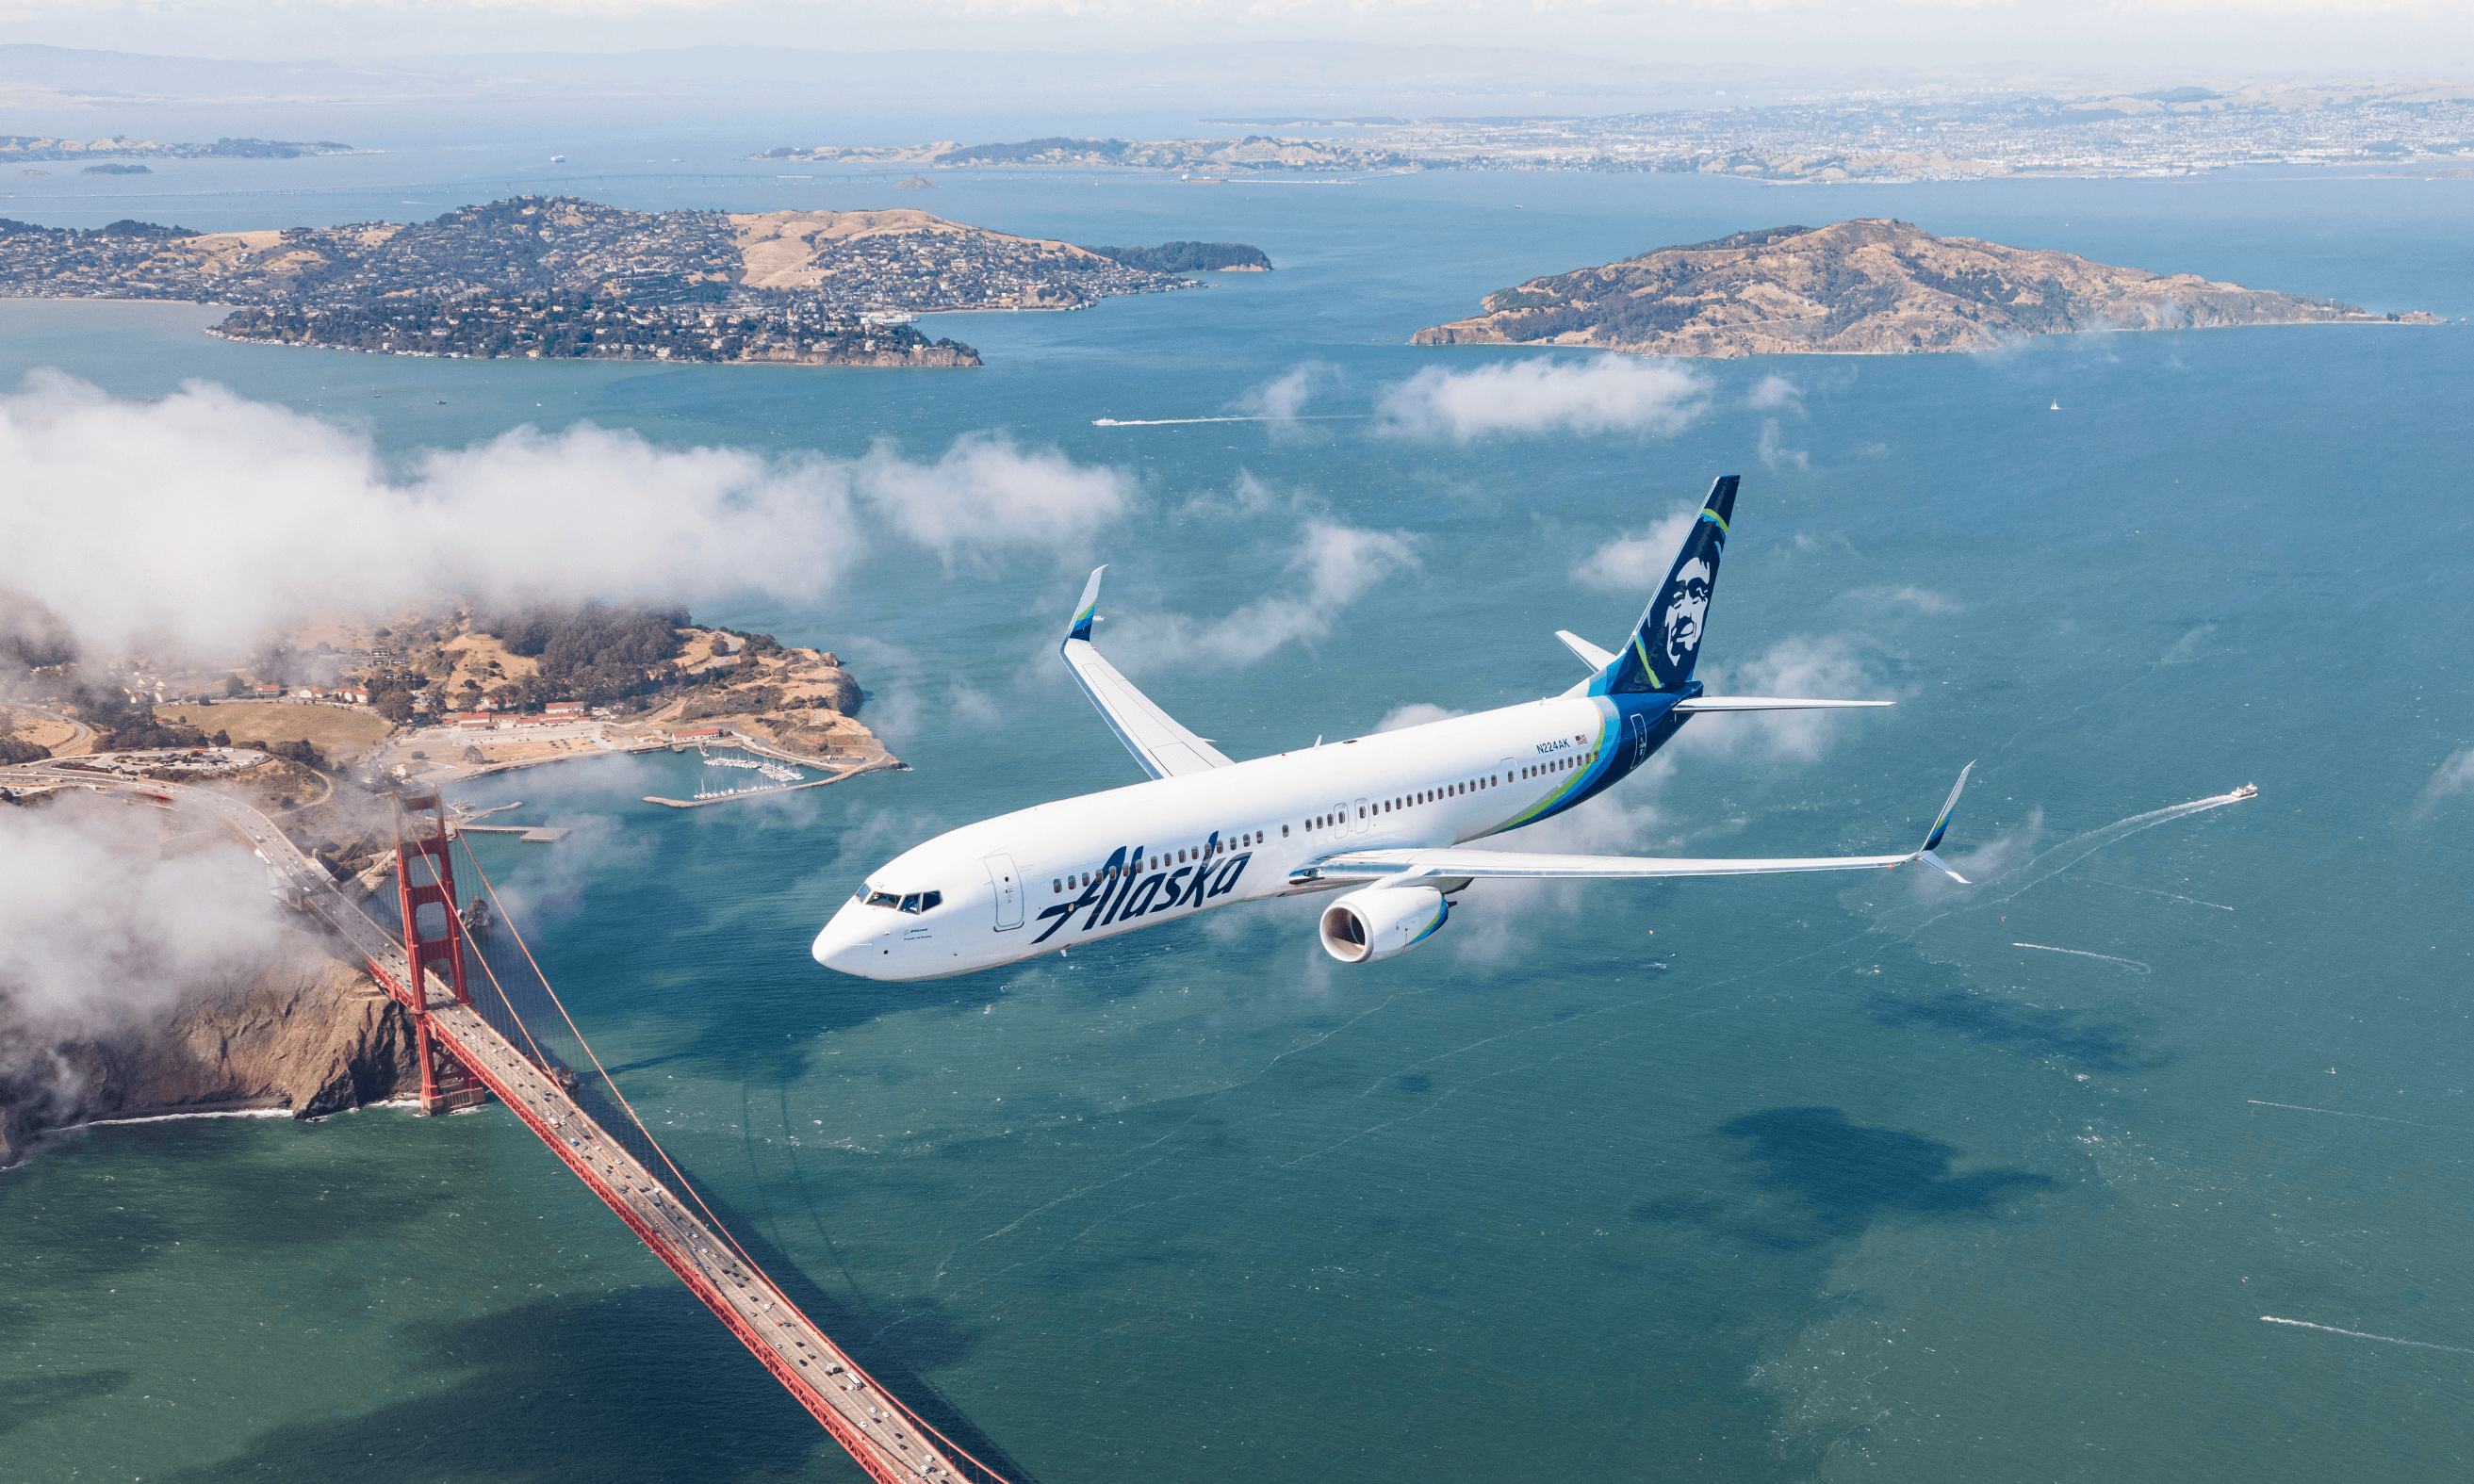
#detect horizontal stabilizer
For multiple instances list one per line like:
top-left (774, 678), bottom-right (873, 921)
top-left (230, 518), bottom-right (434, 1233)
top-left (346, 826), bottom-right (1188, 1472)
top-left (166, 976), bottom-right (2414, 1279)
top-left (1556, 630), bottom-right (1617, 673)
top-left (1672, 696), bottom-right (1894, 712)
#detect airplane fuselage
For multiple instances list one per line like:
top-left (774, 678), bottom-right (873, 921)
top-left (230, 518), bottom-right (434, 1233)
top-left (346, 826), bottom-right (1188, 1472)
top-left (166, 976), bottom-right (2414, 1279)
top-left (810, 688), bottom-right (1691, 980)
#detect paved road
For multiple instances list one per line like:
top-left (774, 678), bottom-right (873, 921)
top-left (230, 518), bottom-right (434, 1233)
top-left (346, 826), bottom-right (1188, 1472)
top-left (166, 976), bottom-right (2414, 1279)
top-left (6, 758), bottom-right (334, 898)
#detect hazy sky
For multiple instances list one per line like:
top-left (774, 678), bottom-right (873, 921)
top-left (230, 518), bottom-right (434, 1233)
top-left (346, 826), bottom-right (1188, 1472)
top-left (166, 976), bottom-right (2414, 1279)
top-left (3, 0), bottom-right (2467, 80)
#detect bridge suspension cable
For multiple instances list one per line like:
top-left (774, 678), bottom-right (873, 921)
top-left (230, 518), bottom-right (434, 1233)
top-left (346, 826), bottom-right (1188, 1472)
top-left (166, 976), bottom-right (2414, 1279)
top-left (450, 836), bottom-right (1019, 1484)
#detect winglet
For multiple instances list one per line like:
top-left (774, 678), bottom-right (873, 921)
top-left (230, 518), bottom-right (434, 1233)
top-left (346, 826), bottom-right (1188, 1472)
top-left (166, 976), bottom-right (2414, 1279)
top-left (1067, 565), bottom-right (1106, 644)
top-left (1914, 761), bottom-right (1974, 882)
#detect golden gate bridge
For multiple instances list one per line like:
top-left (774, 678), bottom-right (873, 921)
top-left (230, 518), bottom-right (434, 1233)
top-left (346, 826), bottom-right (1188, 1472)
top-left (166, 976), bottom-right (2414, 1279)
top-left (307, 791), bottom-right (1019, 1484)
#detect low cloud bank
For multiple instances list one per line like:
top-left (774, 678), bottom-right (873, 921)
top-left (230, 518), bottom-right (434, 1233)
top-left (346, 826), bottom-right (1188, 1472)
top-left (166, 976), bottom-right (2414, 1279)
top-left (1111, 521), bottom-right (1417, 672)
top-left (0, 797), bottom-right (287, 1109)
top-left (1377, 356), bottom-right (1710, 441)
top-left (1575, 503), bottom-right (1700, 593)
top-left (855, 432), bottom-right (1131, 566)
top-left (0, 370), bottom-right (1134, 662)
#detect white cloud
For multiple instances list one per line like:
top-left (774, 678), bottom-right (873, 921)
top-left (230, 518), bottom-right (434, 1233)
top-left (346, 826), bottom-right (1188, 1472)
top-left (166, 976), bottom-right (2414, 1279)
top-left (853, 431), bottom-right (1132, 566)
top-left (1374, 701), bottom-right (1466, 732)
top-left (1757, 416), bottom-right (1810, 471)
top-left (0, 794), bottom-right (290, 1115)
top-left (1686, 633), bottom-right (1891, 760)
top-left (1110, 521), bottom-right (1417, 671)
top-left (1237, 362), bottom-right (1338, 429)
top-left (1841, 584), bottom-right (1960, 614)
top-left (1376, 356), bottom-right (1710, 442)
top-left (0, 372), bottom-right (1136, 663)
top-left (2415, 748), bottom-right (2474, 818)
top-left (1574, 503), bottom-right (1699, 593)
top-left (1745, 373), bottom-right (1803, 411)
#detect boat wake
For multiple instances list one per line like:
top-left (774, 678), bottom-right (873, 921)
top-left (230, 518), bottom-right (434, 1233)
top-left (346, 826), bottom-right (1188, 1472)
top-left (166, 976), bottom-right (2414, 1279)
top-left (2261, 1315), bottom-right (2474, 1355)
top-left (2011, 942), bottom-right (2151, 971)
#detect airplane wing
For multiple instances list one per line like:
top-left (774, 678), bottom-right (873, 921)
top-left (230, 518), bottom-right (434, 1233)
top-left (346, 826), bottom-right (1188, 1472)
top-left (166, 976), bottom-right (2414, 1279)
top-left (1058, 566), bottom-right (1236, 779)
top-left (1293, 764), bottom-right (1976, 886)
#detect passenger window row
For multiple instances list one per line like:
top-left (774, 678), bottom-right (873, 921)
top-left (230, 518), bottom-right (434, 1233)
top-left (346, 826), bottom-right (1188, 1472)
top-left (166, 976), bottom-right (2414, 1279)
top-left (1520, 750), bottom-right (1597, 780)
top-left (1052, 830), bottom-right (1268, 894)
top-left (1378, 772), bottom-right (1502, 815)
top-left (1302, 773), bottom-right (1506, 835)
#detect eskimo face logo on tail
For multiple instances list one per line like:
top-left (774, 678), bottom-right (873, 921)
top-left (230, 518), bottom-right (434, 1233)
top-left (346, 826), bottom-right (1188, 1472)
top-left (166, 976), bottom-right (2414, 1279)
top-left (1661, 557), bottom-right (1713, 668)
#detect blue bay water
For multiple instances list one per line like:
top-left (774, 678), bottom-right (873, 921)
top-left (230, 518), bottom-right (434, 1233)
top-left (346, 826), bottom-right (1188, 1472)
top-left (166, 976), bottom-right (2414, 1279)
top-left (4, 165), bottom-right (2473, 1482)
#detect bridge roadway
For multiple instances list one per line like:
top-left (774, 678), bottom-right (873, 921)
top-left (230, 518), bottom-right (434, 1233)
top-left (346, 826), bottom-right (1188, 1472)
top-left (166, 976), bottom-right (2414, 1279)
top-left (364, 951), bottom-right (975, 1484)
top-left (7, 758), bottom-right (988, 1484)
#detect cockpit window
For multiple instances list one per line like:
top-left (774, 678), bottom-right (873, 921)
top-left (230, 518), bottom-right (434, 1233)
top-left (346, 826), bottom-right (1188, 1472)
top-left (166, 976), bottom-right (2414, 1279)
top-left (871, 885), bottom-right (944, 910)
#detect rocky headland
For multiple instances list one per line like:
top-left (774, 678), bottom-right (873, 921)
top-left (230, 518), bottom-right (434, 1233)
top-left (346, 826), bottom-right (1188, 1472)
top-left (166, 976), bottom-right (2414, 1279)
top-left (0, 905), bottom-right (417, 1166)
top-left (1412, 220), bottom-right (2435, 357)
top-left (0, 599), bottom-right (904, 1165)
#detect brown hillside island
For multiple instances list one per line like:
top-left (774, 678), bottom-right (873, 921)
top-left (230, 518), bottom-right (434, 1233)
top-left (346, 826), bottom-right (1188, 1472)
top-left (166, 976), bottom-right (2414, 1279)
top-left (1412, 220), bottom-right (2434, 358)
top-left (0, 195), bottom-right (1242, 367)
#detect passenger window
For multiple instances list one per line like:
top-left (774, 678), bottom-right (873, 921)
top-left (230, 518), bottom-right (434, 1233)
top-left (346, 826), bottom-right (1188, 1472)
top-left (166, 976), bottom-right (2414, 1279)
top-left (1052, 879), bottom-right (1062, 892)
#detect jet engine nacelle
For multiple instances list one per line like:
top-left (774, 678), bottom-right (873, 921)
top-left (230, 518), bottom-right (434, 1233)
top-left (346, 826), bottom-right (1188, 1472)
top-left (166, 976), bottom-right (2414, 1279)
top-left (1318, 885), bottom-right (1450, 964)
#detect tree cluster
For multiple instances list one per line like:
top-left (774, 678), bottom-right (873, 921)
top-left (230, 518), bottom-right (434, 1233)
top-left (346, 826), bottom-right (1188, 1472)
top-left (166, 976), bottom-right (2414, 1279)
top-left (486, 602), bottom-right (689, 706)
top-left (1081, 241), bottom-right (1271, 273)
top-left (76, 684), bottom-right (207, 753)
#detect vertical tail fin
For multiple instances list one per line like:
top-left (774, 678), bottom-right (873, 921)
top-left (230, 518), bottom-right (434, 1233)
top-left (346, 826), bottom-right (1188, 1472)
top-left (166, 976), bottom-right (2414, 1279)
top-left (1601, 475), bottom-right (1738, 695)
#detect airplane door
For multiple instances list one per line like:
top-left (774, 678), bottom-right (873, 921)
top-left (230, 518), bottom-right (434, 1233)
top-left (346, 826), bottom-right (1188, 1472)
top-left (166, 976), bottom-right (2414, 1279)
top-left (984, 853), bottom-right (1024, 931)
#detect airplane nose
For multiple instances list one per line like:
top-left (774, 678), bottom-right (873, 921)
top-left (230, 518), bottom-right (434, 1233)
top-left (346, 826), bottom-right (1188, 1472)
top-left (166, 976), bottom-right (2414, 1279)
top-left (811, 900), bottom-right (886, 977)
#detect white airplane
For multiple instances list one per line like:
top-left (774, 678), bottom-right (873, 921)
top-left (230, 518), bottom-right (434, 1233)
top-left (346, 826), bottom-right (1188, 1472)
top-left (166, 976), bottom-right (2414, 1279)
top-left (811, 476), bottom-right (1972, 981)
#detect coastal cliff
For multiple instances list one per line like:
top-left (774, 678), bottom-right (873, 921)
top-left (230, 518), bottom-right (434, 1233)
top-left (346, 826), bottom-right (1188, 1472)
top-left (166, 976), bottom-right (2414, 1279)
top-left (1413, 219), bottom-right (2434, 358)
top-left (0, 933), bottom-right (416, 1166)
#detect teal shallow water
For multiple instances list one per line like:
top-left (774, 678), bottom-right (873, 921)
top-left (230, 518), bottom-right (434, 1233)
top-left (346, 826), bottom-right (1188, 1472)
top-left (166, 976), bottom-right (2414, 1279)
top-left (4, 167), bottom-right (2473, 1481)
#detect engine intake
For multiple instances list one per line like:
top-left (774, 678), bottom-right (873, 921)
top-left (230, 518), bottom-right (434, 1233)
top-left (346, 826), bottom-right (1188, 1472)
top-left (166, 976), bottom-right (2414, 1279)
top-left (1318, 886), bottom-right (1450, 963)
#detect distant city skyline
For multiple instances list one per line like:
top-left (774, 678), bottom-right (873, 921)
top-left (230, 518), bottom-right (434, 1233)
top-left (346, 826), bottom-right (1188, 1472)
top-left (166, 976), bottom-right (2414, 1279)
top-left (1, 0), bottom-right (2468, 83)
